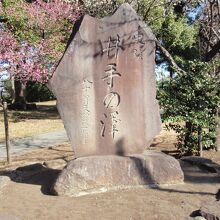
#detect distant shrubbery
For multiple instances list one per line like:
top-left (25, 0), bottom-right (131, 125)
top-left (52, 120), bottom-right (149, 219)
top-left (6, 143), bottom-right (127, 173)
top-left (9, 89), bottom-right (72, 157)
top-left (26, 82), bottom-right (55, 102)
top-left (157, 61), bottom-right (220, 155)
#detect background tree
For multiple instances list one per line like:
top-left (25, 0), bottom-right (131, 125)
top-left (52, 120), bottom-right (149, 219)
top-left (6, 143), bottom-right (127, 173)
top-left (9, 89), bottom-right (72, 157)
top-left (0, 0), bottom-right (81, 109)
top-left (199, 0), bottom-right (220, 151)
top-left (157, 61), bottom-right (219, 155)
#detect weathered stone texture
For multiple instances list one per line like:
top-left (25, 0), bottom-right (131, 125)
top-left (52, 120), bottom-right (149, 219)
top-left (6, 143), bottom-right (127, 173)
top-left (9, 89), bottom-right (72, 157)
top-left (49, 3), bottom-right (161, 157)
top-left (52, 152), bottom-right (184, 197)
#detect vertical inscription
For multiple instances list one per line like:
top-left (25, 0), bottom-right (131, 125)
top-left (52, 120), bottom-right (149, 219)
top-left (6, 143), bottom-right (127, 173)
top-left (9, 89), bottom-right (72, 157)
top-left (132, 26), bottom-right (147, 59)
top-left (100, 39), bottom-right (122, 139)
top-left (81, 79), bottom-right (93, 144)
top-left (100, 57), bottom-right (121, 139)
top-left (110, 111), bottom-right (121, 139)
top-left (99, 28), bottom-right (147, 139)
top-left (100, 34), bottom-right (124, 139)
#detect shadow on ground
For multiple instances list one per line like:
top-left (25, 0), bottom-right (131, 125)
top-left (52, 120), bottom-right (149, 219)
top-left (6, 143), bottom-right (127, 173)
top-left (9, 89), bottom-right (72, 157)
top-left (117, 139), bottom-right (220, 197)
top-left (0, 104), bottom-right (60, 125)
top-left (0, 158), bottom-right (219, 197)
top-left (10, 104), bottom-right (60, 122)
top-left (180, 160), bottom-right (220, 184)
top-left (154, 159), bottom-right (220, 197)
top-left (0, 163), bottom-right (61, 195)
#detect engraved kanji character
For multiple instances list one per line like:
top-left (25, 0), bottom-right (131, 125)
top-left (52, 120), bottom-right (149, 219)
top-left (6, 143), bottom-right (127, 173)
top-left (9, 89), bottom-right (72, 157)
top-left (103, 92), bottom-right (120, 109)
top-left (102, 34), bottom-right (122, 58)
top-left (100, 113), bottom-right (107, 137)
top-left (132, 26), bottom-right (147, 59)
top-left (82, 79), bottom-right (93, 90)
top-left (102, 63), bottom-right (121, 88)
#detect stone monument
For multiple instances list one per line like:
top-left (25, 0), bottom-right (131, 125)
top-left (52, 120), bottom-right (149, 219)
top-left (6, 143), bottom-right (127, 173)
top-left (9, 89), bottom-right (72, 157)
top-left (49, 3), bottom-right (184, 196)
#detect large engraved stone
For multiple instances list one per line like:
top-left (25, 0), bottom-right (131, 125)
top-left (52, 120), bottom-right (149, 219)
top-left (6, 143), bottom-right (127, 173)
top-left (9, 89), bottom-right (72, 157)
top-left (49, 3), bottom-right (161, 157)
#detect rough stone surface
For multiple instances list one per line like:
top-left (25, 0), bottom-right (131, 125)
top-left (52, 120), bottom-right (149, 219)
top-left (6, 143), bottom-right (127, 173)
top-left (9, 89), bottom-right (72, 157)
top-left (0, 176), bottom-right (10, 191)
top-left (52, 151), bottom-right (184, 197)
top-left (49, 3), bottom-right (161, 157)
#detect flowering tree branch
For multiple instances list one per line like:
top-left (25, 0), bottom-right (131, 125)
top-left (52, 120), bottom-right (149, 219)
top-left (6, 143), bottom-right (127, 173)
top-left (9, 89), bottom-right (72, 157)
top-left (0, 0), bottom-right (81, 84)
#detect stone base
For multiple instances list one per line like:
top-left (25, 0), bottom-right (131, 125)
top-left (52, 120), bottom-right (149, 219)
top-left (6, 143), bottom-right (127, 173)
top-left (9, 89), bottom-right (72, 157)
top-left (52, 151), bottom-right (184, 197)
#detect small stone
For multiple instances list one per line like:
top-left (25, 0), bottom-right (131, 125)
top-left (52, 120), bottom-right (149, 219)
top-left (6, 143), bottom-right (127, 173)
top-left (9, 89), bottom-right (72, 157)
top-left (190, 209), bottom-right (219, 220)
top-left (194, 217), bottom-right (206, 220)
top-left (43, 159), bottom-right (67, 170)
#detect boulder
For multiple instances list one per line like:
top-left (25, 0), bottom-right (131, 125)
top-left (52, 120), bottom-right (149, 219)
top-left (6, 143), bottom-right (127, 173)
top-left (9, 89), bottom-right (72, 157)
top-left (52, 151), bottom-right (184, 197)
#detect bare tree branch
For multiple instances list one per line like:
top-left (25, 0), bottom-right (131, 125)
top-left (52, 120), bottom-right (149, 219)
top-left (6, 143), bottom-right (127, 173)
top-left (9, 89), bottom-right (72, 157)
top-left (211, 27), bottom-right (220, 40)
top-left (155, 40), bottom-right (187, 75)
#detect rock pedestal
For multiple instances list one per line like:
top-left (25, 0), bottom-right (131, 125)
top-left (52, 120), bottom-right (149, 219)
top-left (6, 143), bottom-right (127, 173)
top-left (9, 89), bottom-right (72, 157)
top-left (52, 152), bottom-right (184, 197)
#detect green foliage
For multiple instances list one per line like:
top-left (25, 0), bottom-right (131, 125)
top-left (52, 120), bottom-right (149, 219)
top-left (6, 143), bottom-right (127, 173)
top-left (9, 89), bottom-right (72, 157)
top-left (159, 11), bottom-right (197, 51)
top-left (26, 82), bottom-right (55, 102)
top-left (158, 61), bottom-right (220, 155)
top-left (156, 8), bottom-right (199, 67)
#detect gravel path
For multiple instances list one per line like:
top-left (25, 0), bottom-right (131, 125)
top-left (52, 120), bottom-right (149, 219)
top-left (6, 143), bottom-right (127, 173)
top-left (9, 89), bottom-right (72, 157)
top-left (0, 130), bottom-right (69, 160)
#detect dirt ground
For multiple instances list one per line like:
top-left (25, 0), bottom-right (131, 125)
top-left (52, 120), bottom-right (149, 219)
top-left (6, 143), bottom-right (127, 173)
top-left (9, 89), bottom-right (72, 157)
top-left (0, 130), bottom-right (220, 220)
top-left (0, 101), bottom-right (63, 142)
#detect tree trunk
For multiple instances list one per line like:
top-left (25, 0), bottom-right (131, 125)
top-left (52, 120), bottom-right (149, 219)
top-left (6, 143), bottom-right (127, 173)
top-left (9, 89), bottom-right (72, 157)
top-left (184, 121), bottom-right (193, 153)
top-left (216, 107), bottom-right (220, 151)
top-left (9, 80), bottom-right (27, 110)
top-left (14, 80), bottom-right (26, 104)
top-left (198, 126), bottom-right (203, 157)
top-left (9, 80), bottom-right (37, 110)
top-left (10, 76), bottom-right (15, 102)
